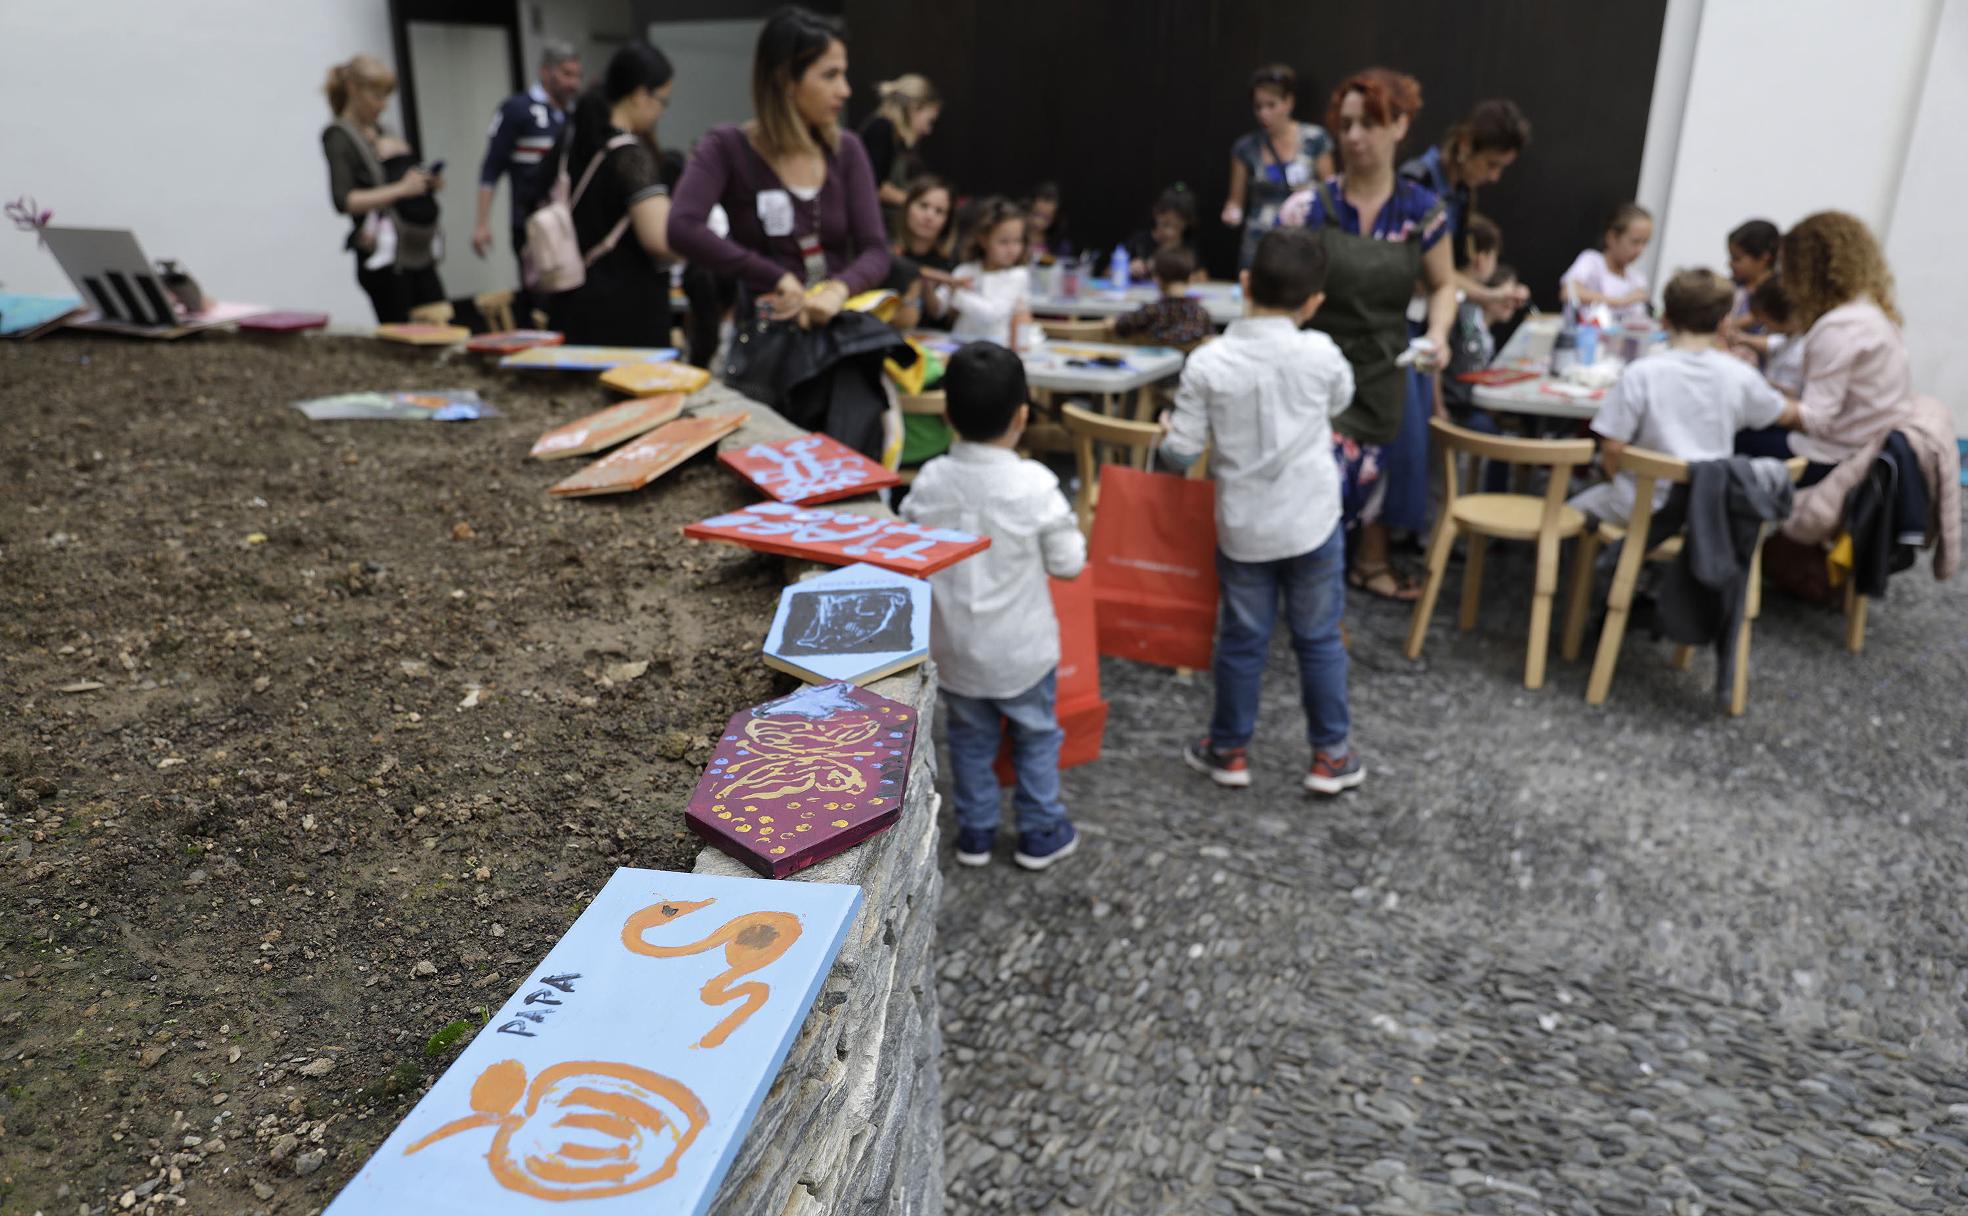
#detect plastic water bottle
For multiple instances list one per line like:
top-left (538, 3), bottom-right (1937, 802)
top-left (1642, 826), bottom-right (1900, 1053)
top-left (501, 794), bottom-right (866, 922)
top-left (1110, 243), bottom-right (1130, 291)
top-left (1551, 283), bottom-right (1581, 377)
top-left (1061, 253), bottom-right (1080, 299)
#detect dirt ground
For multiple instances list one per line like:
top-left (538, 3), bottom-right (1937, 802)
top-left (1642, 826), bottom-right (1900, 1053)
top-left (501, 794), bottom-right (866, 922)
top-left (0, 334), bottom-right (789, 1214)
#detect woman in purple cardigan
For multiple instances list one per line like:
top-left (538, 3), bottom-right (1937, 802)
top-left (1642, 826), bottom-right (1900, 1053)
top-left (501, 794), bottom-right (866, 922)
top-left (668, 6), bottom-right (898, 455)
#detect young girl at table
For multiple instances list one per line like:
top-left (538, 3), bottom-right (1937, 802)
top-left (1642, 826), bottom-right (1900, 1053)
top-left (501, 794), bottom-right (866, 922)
top-left (950, 196), bottom-right (1046, 349)
top-left (1742, 275), bottom-right (1805, 396)
top-left (1560, 202), bottom-right (1653, 325)
top-left (1127, 185), bottom-right (1206, 282)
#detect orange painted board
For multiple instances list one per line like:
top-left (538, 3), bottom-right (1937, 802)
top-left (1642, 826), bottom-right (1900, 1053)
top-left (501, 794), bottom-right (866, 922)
top-left (547, 411), bottom-right (749, 498)
top-left (529, 395), bottom-right (685, 461)
top-left (467, 329), bottom-right (564, 355)
top-left (375, 323), bottom-right (471, 346)
top-left (682, 502), bottom-right (990, 576)
top-left (600, 361), bottom-right (712, 397)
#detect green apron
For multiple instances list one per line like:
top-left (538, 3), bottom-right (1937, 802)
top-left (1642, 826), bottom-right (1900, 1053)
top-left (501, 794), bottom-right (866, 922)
top-left (1305, 179), bottom-right (1435, 446)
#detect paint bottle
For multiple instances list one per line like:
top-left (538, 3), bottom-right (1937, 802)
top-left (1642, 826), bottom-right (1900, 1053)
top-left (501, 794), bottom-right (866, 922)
top-left (1110, 243), bottom-right (1130, 292)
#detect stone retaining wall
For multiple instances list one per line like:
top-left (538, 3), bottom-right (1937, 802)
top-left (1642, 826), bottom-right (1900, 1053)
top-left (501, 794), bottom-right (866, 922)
top-left (689, 385), bottom-right (945, 1216)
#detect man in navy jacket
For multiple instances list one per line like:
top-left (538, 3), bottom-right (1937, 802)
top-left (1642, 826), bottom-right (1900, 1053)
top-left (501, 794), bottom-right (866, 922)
top-left (471, 40), bottom-right (582, 297)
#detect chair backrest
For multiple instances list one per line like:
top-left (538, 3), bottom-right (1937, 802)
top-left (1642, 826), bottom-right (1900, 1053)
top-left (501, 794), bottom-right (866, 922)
top-left (1111, 330), bottom-right (1212, 355)
top-left (1041, 318), bottom-right (1109, 342)
top-left (898, 390), bottom-right (946, 417)
top-left (1431, 414), bottom-right (1594, 498)
top-left (1615, 445), bottom-right (1806, 546)
top-left (1060, 402), bottom-right (1171, 533)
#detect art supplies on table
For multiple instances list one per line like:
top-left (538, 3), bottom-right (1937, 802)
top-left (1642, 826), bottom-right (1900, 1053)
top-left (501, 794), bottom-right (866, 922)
top-left (599, 359), bottom-right (711, 397)
top-left (762, 563), bottom-right (930, 686)
top-left (323, 866), bottom-right (860, 1215)
top-left (376, 322), bottom-right (471, 346)
top-left (466, 329), bottom-right (564, 355)
top-left (237, 310), bottom-right (329, 334)
top-left (1453, 368), bottom-right (1540, 386)
top-left (687, 682), bottom-right (916, 878)
top-left (502, 344), bottom-right (677, 372)
top-left (719, 433), bottom-right (901, 505)
top-left (547, 411), bottom-right (748, 497)
top-left (529, 395), bottom-right (685, 461)
top-left (0, 293), bottom-right (86, 338)
top-left (683, 501), bottom-right (989, 576)
top-left (292, 390), bottom-right (497, 422)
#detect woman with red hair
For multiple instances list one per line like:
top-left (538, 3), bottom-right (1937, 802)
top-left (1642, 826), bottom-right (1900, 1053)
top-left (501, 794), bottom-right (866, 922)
top-left (1280, 68), bottom-right (1456, 601)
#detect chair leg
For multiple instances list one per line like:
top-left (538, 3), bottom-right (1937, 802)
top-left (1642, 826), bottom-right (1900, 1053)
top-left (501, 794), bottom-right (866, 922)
top-left (1670, 645), bottom-right (1695, 670)
top-left (1728, 615), bottom-right (1752, 716)
top-left (1586, 534), bottom-right (1650, 706)
top-left (1405, 519), bottom-right (1459, 660)
top-left (1561, 531), bottom-right (1601, 662)
top-left (1844, 580), bottom-right (1867, 653)
top-left (1458, 534), bottom-right (1488, 631)
top-left (1525, 531), bottom-right (1561, 691)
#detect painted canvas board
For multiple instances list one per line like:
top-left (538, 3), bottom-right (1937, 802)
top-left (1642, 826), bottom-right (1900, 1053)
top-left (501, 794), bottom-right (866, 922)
top-left (238, 310), bottom-right (328, 333)
top-left (762, 563), bottom-right (929, 685)
top-left (39, 227), bottom-right (176, 327)
top-left (502, 345), bottom-right (677, 372)
top-left (548, 411), bottom-right (749, 498)
top-left (323, 866), bottom-right (861, 1216)
top-left (293, 390), bottom-right (498, 422)
top-left (468, 329), bottom-right (565, 355)
top-left (0, 293), bottom-right (85, 337)
top-left (687, 682), bottom-right (916, 878)
top-left (682, 502), bottom-right (989, 576)
top-left (376, 323), bottom-right (472, 346)
top-left (530, 395), bottom-right (685, 461)
top-left (719, 434), bottom-right (901, 506)
top-left (599, 361), bottom-right (711, 397)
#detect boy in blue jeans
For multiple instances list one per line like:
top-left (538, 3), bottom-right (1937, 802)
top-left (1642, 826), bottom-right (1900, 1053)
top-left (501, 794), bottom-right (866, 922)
top-left (901, 343), bottom-right (1087, 869)
top-left (1160, 227), bottom-right (1363, 794)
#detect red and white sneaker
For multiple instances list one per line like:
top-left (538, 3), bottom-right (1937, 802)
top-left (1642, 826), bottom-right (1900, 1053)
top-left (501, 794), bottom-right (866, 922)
top-left (1304, 751), bottom-right (1365, 795)
top-left (1183, 739), bottom-right (1251, 788)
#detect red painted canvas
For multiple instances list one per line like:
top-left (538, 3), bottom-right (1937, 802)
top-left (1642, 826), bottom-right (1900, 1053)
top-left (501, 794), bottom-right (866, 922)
top-left (719, 434), bottom-right (901, 506)
top-left (467, 329), bottom-right (565, 355)
top-left (238, 310), bottom-right (328, 333)
top-left (529, 394), bottom-right (685, 460)
top-left (682, 502), bottom-right (989, 576)
top-left (687, 682), bottom-right (916, 878)
top-left (547, 411), bottom-right (748, 497)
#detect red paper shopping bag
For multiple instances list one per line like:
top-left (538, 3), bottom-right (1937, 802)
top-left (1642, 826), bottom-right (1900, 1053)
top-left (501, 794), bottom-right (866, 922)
top-left (994, 572), bottom-right (1108, 784)
top-left (1087, 465), bottom-right (1218, 671)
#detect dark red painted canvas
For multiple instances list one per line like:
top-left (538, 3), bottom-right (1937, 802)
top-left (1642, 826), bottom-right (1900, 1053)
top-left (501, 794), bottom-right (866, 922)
top-left (686, 682), bottom-right (916, 878)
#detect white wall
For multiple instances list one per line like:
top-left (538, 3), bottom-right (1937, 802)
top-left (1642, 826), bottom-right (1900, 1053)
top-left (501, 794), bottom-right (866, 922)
top-left (647, 19), bottom-right (764, 160)
top-left (0, 0), bottom-right (396, 325)
top-left (518, 0), bottom-right (637, 100)
top-left (1886, 0), bottom-right (1968, 434)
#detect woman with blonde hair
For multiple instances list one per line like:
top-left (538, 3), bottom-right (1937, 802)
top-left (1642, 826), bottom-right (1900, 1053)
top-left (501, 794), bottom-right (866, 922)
top-left (319, 54), bottom-right (447, 322)
top-left (666, 5), bottom-right (900, 458)
top-left (857, 73), bottom-right (940, 213)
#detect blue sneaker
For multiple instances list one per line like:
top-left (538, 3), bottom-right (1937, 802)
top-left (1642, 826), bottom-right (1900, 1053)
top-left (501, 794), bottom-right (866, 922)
top-left (1013, 822), bottom-right (1080, 871)
top-left (954, 827), bottom-right (995, 867)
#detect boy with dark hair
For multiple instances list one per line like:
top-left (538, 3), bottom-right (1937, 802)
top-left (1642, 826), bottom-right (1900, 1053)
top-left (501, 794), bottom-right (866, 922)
top-left (1112, 246), bottom-right (1212, 346)
top-left (1160, 227), bottom-right (1363, 795)
top-left (900, 342), bottom-right (1087, 870)
top-left (1571, 267), bottom-right (1786, 525)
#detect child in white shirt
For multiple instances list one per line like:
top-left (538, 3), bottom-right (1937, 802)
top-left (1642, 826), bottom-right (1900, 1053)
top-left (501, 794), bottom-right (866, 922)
top-left (949, 196), bottom-right (1047, 350)
top-left (1561, 202), bottom-right (1654, 326)
top-left (1571, 268), bottom-right (1785, 525)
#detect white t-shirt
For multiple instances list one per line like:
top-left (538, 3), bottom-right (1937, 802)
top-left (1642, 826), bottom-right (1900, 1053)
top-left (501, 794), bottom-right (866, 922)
top-left (1570, 346), bottom-right (1786, 523)
top-left (949, 263), bottom-right (1046, 349)
top-left (1561, 249), bottom-right (1651, 325)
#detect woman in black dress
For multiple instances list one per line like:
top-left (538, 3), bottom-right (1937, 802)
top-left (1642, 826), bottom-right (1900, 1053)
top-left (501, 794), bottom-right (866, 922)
top-left (545, 42), bottom-right (678, 347)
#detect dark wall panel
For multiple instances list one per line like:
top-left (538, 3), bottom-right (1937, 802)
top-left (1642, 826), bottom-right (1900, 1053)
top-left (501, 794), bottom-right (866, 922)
top-left (841, 0), bottom-right (1665, 308)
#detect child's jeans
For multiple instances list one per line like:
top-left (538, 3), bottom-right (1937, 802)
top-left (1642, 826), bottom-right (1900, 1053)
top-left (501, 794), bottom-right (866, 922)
top-left (1209, 528), bottom-right (1351, 756)
top-left (943, 669), bottom-right (1069, 838)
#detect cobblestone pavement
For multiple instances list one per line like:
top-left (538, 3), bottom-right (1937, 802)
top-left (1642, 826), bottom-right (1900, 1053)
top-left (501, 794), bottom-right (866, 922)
top-left (938, 534), bottom-right (1968, 1214)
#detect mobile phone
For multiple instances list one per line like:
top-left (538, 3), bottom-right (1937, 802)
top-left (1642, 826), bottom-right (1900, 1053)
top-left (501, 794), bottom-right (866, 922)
top-left (427, 160), bottom-right (446, 176)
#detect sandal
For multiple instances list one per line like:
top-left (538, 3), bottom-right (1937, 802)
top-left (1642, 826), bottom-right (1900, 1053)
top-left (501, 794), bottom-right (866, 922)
top-left (1348, 563), bottom-right (1422, 603)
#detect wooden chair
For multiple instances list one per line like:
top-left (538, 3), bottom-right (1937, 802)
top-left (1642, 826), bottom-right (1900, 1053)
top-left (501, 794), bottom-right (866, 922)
top-left (408, 300), bottom-right (455, 327)
top-left (895, 391), bottom-right (947, 486)
top-left (1059, 403), bottom-right (1207, 535)
top-left (475, 290), bottom-right (517, 333)
top-left (1558, 448), bottom-right (1805, 716)
top-left (1405, 417), bottom-right (1596, 690)
top-left (1040, 318), bottom-right (1111, 342)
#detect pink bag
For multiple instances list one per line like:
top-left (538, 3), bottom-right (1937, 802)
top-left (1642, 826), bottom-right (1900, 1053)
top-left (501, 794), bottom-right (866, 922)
top-left (523, 133), bottom-right (637, 293)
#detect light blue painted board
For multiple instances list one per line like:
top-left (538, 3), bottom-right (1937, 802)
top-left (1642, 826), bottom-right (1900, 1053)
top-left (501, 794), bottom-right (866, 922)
top-left (499, 345), bottom-right (678, 371)
top-left (762, 562), bottom-right (930, 685)
top-left (0, 293), bottom-right (82, 336)
top-left (324, 867), bottom-right (861, 1215)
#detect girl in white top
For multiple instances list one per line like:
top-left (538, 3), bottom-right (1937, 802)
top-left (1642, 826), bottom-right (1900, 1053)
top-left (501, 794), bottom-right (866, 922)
top-left (950, 196), bottom-right (1047, 350)
top-left (1560, 201), bottom-right (1653, 325)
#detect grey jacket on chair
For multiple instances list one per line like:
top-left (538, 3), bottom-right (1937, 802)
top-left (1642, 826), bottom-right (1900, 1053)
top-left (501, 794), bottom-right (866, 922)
top-left (1652, 457), bottom-right (1793, 702)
